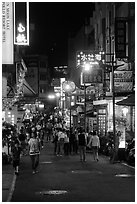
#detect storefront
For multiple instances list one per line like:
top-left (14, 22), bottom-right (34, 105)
top-left (93, 96), bottom-right (134, 141)
top-left (116, 93), bottom-right (135, 140)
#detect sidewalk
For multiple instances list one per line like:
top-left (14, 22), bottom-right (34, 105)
top-left (2, 143), bottom-right (135, 202)
top-left (2, 163), bottom-right (16, 202)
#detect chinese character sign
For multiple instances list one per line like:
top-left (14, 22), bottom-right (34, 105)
top-left (14, 2), bottom-right (29, 45)
top-left (115, 18), bottom-right (127, 58)
top-left (76, 51), bottom-right (102, 67)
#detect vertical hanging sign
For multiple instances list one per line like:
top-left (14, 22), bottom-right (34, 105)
top-left (115, 18), bottom-right (127, 59)
top-left (2, 2), bottom-right (14, 64)
top-left (14, 2), bottom-right (29, 45)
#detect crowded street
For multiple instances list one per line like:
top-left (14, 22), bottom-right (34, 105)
top-left (7, 138), bottom-right (135, 202)
top-left (2, 2), bottom-right (135, 202)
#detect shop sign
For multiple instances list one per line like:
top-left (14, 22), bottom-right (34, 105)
top-left (2, 2), bottom-right (14, 64)
top-left (114, 70), bottom-right (133, 92)
top-left (14, 2), bottom-right (29, 45)
top-left (115, 17), bottom-right (127, 59)
top-left (81, 68), bottom-right (103, 85)
top-left (76, 50), bottom-right (104, 67)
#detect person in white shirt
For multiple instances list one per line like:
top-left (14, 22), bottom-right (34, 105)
top-left (87, 130), bottom-right (100, 161)
top-left (57, 129), bottom-right (65, 156)
top-left (28, 132), bottom-right (41, 174)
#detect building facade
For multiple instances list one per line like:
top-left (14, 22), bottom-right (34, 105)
top-left (67, 2), bottom-right (135, 141)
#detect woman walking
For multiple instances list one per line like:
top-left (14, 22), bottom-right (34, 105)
top-left (87, 130), bottom-right (100, 161)
top-left (28, 132), bottom-right (41, 174)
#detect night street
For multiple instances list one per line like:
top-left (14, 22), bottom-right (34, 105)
top-left (2, 2), bottom-right (135, 203)
top-left (11, 141), bottom-right (135, 202)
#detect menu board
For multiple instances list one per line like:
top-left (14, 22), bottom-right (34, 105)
top-left (98, 109), bottom-right (106, 136)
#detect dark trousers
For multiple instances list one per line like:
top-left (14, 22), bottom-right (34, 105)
top-left (64, 143), bottom-right (69, 155)
top-left (79, 146), bottom-right (86, 161)
top-left (30, 154), bottom-right (39, 171)
top-left (54, 142), bottom-right (58, 154)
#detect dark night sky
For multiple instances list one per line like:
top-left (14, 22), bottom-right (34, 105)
top-left (26, 2), bottom-right (95, 66)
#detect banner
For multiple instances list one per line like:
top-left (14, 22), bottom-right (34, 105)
top-left (2, 2), bottom-right (14, 64)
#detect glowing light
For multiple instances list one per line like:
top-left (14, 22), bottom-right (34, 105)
top-left (65, 84), bottom-right (71, 90)
top-left (48, 94), bottom-right (55, 99)
top-left (55, 92), bottom-right (60, 97)
top-left (16, 33), bottom-right (27, 43)
top-left (122, 107), bottom-right (128, 116)
top-left (18, 23), bottom-right (25, 32)
top-left (84, 63), bottom-right (91, 71)
top-left (39, 104), bottom-right (44, 108)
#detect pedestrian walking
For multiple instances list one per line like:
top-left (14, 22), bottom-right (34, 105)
top-left (18, 127), bottom-right (27, 156)
top-left (78, 127), bottom-right (87, 162)
top-left (64, 130), bottom-right (69, 156)
top-left (46, 121), bottom-right (53, 142)
top-left (12, 140), bottom-right (22, 175)
top-left (69, 129), bottom-right (76, 155)
top-left (87, 130), bottom-right (100, 161)
top-left (28, 132), bottom-right (41, 174)
top-left (40, 129), bottom-right (44, 148)
top-left (52, 128), bottom-right (58, 155)
top-left (57, 128), bottom-right (65, 156)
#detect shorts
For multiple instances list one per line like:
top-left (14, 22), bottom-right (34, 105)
top-left (92, 146), bottom-right (98, 150)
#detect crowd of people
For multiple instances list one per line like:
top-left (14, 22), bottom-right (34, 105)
top-left (6, 113), bottom-right (100, 175)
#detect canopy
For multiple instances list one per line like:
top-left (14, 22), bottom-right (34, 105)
top-left (116, 93), bottom-right (135, 106)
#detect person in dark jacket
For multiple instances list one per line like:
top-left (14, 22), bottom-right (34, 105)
top-left (78, 127), bottom-right (87, 162)
top-left (12, 140), bottom-right (22, 175)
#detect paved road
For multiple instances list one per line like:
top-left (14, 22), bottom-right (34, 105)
top-left (11, 142), bottom-right (135, 202)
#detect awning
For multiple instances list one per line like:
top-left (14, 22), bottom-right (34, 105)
top-left (23, 79), bottom-right (36, 96)
top-left (116, 93), bottom-right (135, 106)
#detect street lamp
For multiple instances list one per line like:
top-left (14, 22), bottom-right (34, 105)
top-left (82, 61), bottom-right (99, 132)
top-left (62, 81), bottom-right (76, 133)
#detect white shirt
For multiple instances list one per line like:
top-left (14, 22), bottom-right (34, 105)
top-left (28, 138), bottom-right (40, 155)
top-left (88, 135), bottom-right (100, 147)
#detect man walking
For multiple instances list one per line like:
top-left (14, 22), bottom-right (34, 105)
top-left (78, 128), bottom-right (87, 162)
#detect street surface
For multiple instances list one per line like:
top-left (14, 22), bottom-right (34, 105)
top-left (11, 141), bottom-right (135, 202)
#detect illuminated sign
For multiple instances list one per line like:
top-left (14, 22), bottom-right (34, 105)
top-left (14, 2), bottom-right (29, 45)
top-left (76, 51), bottom-right (104, 67)
top-left (2, 2), bottom-right (14, 64)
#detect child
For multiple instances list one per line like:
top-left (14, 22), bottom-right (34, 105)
top-left (12, 140), bottom-right (21, 175)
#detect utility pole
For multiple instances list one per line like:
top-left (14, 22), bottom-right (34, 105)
top-left (105, 58), bottom-right (124, 163)
top-left (84, 81), bottom-right (86, 132)
top-left (111, 55), bottom-right (116, 162)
